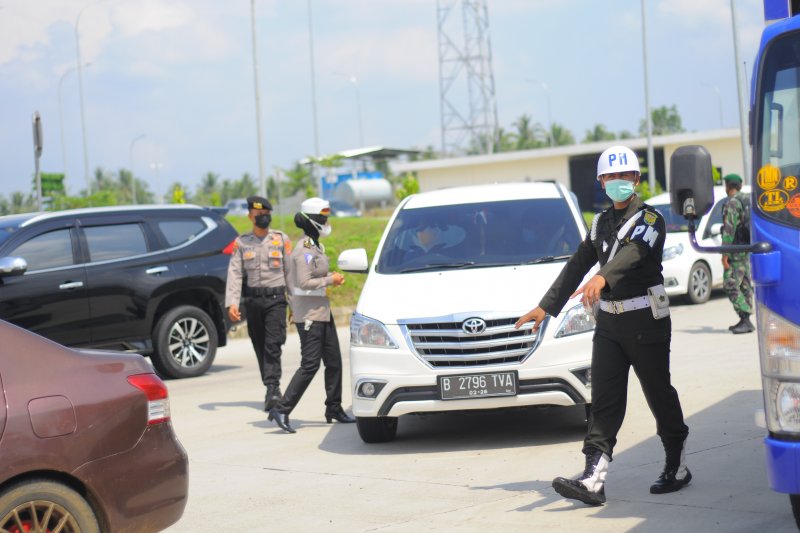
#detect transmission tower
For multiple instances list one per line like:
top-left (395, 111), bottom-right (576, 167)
top-left (437, 0), bottom-right (499, 156)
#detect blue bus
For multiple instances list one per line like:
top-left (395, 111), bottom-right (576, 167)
top-left (670, 0), bottom-right (800, 524)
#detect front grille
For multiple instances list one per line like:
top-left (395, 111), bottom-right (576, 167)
top-left (404, 317), bottom-right (544, 367)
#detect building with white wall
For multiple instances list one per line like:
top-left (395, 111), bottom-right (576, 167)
top-left (391, 128), bottom-right (744, 211)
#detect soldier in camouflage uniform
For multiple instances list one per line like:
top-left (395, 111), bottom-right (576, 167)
top-left (721, 174), bottom-right (754, 334)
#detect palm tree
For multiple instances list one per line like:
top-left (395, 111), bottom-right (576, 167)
top-left (549, 122), bottom-right (576, 146)
top-left (582, 124), bottom-right (617, 143)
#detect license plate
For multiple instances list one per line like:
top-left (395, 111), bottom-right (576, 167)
top-left (438, 371), bottom-right (518, 400)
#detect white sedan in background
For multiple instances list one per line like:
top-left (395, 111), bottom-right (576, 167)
top-left (648, 186), bottom-right (750, 304)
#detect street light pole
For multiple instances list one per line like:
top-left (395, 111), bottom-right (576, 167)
top-left (730, 0), bottom-right (752, 184)
top-left (307, 0), bottom-right (322, 196)
top-left (249, 0), bottom-right (267, 198)
top-left (641, 0), bottom-right (657, 193)
top-left (74, 1), bottom-right (104, 197)
top-left (129, 134), bottom-right (146, 204)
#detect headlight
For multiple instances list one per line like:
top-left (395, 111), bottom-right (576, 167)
top-left (553, 303), bottom-right (596, 338)
top-left (760, 307), bottom-right (800, 377)
top-left (759, 307), bottom-right (800, 434)
top-left (662, 243), bottom-right (684, 261)
top-left (350, 312), bottom-right (398, 349)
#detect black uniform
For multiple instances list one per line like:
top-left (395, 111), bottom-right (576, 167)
top-left (538, 195), bottom-right (689, 458)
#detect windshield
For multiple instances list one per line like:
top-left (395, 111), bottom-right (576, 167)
top-left (755, 30), bottom-right (800, 228)
top-left (376, 198), bottom-right (582, 274)
top-left (652, 204), bottom-right (690, 233)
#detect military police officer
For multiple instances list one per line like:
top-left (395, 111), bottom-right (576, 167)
top-left (267, 197), bottom-right (355, 433)
top-left (225, 196), bottom-right (292, 411)
top-left (515, 146), bottom-right (690, 505)
top-left (721, 173), bottom-right (754, 334)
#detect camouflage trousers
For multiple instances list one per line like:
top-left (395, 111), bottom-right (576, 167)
top-left (723, 254), bottom-right (753, 315)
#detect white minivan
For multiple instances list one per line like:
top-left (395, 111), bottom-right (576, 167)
top-left (337, 182), bottom-right (596, 443)
top-left (648, 186), bottom-right (750, 304)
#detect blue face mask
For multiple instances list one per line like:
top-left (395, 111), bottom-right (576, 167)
top-left (604, 179), bottom-right (636, 203)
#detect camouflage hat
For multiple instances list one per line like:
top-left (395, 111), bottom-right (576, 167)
top-left (723, 173), bottom-right (743, 184)
top-left (246, 196), bottom-right (272, 211)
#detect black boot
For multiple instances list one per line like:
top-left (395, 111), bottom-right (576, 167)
top-left (731, 312), bottom-right (755, 335)
top-left (268, 407), bottom-right (296, 433)
top-left (650, 442), bottom-right (692, 494)
top-left (552, 448), bottom-right (609, 506)
top-left (264, 385), bottom-right (282, 412)
top-left (325, 406), bottom-right (356, 423)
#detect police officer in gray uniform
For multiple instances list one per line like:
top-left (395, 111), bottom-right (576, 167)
top-left (267, 197), bottom-right (356, 433)
top-left (516, 146), bottom-right (690, 505)
top-left (226, 196), bottom-right (291, 411)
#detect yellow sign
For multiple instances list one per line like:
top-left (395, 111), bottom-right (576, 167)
top-left (784, 176), bottom-right (798, 192)
top-left (758, 189), bottom-right (789, 212)
top-left (757, 164), bottom-right (782, 190)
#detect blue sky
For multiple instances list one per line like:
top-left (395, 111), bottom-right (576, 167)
top-left (0, 0), bottom-right (765, 198)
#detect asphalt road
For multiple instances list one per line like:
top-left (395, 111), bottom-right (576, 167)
top-left (163, 292), bottom-right (798, 532)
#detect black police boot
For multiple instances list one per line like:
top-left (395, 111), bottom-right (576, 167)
top-left (552, 448), bottom-right (610, 505)
top-left (650, 441), bottom-right (692, 494)
top-left (325, 406), bottom-right (356, 424)
top-left (731, 312), bottom-right (755, 335)
top-left (264, 385), bottom-right (282, 412)
top-left (267, 407), bottom-right (296, 433)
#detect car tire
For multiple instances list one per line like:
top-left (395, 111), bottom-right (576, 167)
top-left (0, 479), bottom-right (100, 533)
top-left (356, 416), bottom-right (398, 443)
top-left (686, 261), bottom-right (712, 304)
top-left (791, 494), bottom-right (800, 529)
top-left (152, 305), bottom-right (218, 379)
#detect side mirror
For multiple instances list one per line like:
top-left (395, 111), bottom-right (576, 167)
top-left (709, 223), bottom-right (722, 237)
top-left (337, 248), bottom-right (369, 274)
top-left (669, 145), bottom-right (714, 219)
top-left (0, 257), bottom-right (28, 277)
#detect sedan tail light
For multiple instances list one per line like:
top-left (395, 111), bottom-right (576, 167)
top-left (127, 373), bottom-right (171, 425)
top-left (222, 239), bottom-right (237, 255)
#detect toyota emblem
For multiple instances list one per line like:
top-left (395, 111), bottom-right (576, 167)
top-left (462, 318), bottom-right (486, 335)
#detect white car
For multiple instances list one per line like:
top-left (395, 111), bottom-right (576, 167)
top-left (648, 186), bottom-right (749, 304)
top-left (224, 198), bottom-right (249, 216)
top-left (337, 182), bottom-right (596, 443)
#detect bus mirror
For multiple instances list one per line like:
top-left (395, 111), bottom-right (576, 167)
top-left (669, 145), bottom-right (714, 220)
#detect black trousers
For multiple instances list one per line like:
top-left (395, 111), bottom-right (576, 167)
top-left (583, 307), bottom-right (689, 459)
top-left (277, 316), bottom-right (343, 415)
top-left (244, 294), bottom-right (287, 387)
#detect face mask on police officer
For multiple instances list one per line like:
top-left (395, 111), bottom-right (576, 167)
top-left (604, 180), bottom-right (636, 203)
top-left (254, 214), bottom-right (271, 229)
top-left (305, 214), bottom-right (332, 238)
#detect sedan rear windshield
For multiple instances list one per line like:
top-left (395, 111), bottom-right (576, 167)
top-left (376, 198), bottom-right (582, 274)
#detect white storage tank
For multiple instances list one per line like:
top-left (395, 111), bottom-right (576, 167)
top-left (334, 178), bottom-right (393, 209)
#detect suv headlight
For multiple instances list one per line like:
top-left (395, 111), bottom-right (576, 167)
top-left (759, 307), bottom-right (800, 434)
top-left (350, 312), bottom-right (398, 349)
top-left (553, 303), bottom-right (596, 338)
top-left (662, 243), bottom-right (684, 261)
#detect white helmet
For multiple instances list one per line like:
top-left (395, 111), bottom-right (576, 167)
top-left (300, 197), bottom-right (331, 215)
top-left (596, 146), bottom-right (640, 180)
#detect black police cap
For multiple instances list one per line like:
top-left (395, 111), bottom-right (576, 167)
top-left (247, 196), bottom-right (272, 211)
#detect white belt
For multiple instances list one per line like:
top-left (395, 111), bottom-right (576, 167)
top-left (599, 295), bottom-right (651, 314)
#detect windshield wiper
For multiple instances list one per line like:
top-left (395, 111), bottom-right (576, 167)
top-left (399, 261), bottom-right (476, 273)
top-left (525, 254), bottom-right (572, 265)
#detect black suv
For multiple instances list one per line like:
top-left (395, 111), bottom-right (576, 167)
top-left (0, 205), bottom-right (238, 379)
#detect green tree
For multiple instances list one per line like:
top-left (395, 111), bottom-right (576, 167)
top-left (283, 162), bottom-right (313, 197)
top-left (549, 122), bottom-right (575, 146)
top-left (395, 173), bottom-right (420, 201)
top-left (639, 104), bottom-right (685, 136)
top-left (511, 114), bottom-right (541, 150)
top-left (582, 124), bottom-right (617, 143)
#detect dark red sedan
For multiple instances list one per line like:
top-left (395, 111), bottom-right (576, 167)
top-left (0, 319), bottom-right (188, 533)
